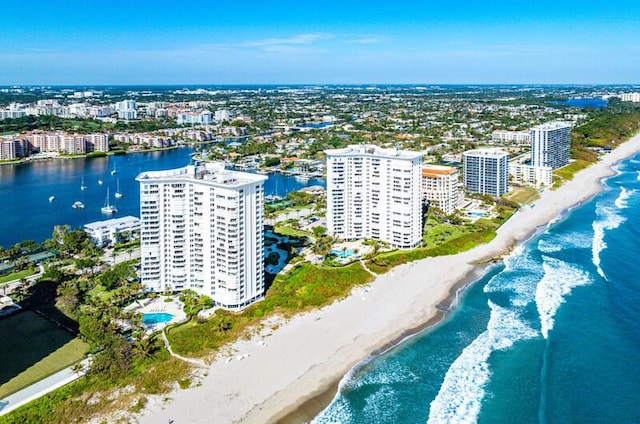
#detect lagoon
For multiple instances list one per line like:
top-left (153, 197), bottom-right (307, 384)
top-left (0, 148), bottom-right (325, 248)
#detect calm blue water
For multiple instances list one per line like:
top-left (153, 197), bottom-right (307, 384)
top-left (552, 98), bottom-right (608, 108)
top-left (315, 153), bottom-right (640, 423)
top-left (0, 148), bottom-right (324, 247)
top-left (142, 313), bottom-right (173, 324)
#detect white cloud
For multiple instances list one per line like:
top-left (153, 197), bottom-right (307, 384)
top-left (345, 35), bottom-right (388, 44)
top-left (241, 33), bottom-right (332, 47)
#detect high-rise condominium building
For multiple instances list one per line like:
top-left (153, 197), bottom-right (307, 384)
top-left (422, 165), bottom-right (461, 215)
top-left (463, 148), bottom-right (509, 196)
top-left (136, 162), bottom-right (267, 310)
top-left (326, 144), bottom-right (424, 249)
top-left (530, 122), bottom-right (571, 170)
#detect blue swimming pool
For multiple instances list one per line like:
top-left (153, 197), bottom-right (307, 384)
top-left (330, 248), bottom-right (354, 258)
top-left (142, 312), bottom-right (173, 325)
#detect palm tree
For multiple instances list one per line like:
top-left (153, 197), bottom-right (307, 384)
top-left (71, 362), bottom-right (84, 377)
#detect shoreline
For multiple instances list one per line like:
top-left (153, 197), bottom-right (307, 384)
top-left (137, 133), bottom-right (640, 424)
top-left (271, 262), bottom-right (494, 424)
top-left (0, 146), bottom-right (180, 166)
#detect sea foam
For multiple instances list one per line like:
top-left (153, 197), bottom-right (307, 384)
top-left (614, 186), bottom-right (634, 209)
top-left (537, 231), bottom-right (592, 254)
top-left (535, 256), bottom-right (593, 339)
top-left (314, 360), bottom-right (418, 424)
top-left (591, 202), bottom-right (625, 280)
top-left (483, 246), bottom-right (541, 307)
top-left (427, 302), bottom-right (537, 424)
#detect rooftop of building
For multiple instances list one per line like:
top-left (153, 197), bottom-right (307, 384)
top-left (136, 162), bottom-right (267, 187)
top-left (325, 144), bottom-right (424, 160)
top-left (422, 164), bottom-right (458, 177)
top-left (463, 148), bottom-right (509, 158)
top-left (84, 215), bottom-right (141, 230)
top-left (531, 121), bottom-right (572, 131)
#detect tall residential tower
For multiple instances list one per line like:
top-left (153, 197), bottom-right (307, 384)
top-left (530, 122), bottom-right (571, 170)
top-left (463, 148), bottom-right (510, 196)
top-left (325, 145), bottom-right (424, 249)
top-left (136, 162), bottom-right (267, 310)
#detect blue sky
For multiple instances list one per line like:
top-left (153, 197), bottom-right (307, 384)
top-left (1, 0), bottom-right (639, 84)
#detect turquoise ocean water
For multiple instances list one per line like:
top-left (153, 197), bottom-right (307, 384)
top-left (315, 153), bottom-right (640, 423)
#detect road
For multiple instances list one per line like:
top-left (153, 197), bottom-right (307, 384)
top-left (102, 247), bottom-right (141, 265)
top-left (0, 357), bottom-right (91, 416)
top-left (0, 265), bottom-right (44, 296)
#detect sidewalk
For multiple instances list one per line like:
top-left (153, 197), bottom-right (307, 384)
top-left (0, 357), bottom-right (90, 417)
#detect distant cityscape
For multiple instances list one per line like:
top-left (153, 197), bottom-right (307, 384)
top-left (0, 85), bottom-right (633, 312)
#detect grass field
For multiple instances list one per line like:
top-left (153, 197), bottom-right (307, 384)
top-left (505, 186), bottom-right (540, 205)
top-left (552, 159), bottom-right (592, 188)
top-left (0, 268), bottom-right (37, 284)
top-left (0, 311), bottom-right (88, 398)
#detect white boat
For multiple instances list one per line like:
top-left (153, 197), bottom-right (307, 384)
top-left (98, 179), bottom-right (103, 185)
top-left (49, 196), bottom-right (55, 202)
top-left (80, 178), bottom-right (87, 190)
top-left (101, 188), bottom-right (117, 214)
top-left (114, 179), bottom-right (123, 198)
top-left (72, 201), bottom-right (85, 209)
top-left (111, 163), bottom-right (117, 175)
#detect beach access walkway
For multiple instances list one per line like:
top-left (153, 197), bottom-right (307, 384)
top-left (161, 330), bottom-right (206, 368)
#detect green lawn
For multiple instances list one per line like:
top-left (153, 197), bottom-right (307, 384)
top-left (552, 159), bottom-right (592, 188)
top-left (0, 268), bottom-right (37, 284)
top-left (273, 224), bottom-right (314, 239)
top-left (422, 218), bottom-right (473, 249)
top-left (368, 224), bottom-right (498, 274)
top-left (0, 311), bottom-right (88, 398)
top-left (505, 186), bottom-right (540, 205)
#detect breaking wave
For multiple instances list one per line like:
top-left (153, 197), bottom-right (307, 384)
top-left (427, 302), bottom-right (537, 423)
top-left (591, 203), bottom-right (625, 280)
top-left (535, 256), bottom-right (593, 339)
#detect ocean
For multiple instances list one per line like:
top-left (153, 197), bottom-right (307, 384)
top-left (0, 148), bottom-right (324, 248)
top-left (314, 152), bottom-right (640, 423)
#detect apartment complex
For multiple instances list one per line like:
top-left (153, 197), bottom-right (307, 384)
top-left (136, 162), bottom-right (267, 310)
top-left (491, 130), bottom-right (531, 146)
top-left (326, 144), bottom-right (424, 249)
top-left (619, 92), bottom-right (640, 102)
top-left (84, 216), bottom-right (141, 248)
top-left (0, 132), bottom-right (109, 158)
top-left (421, 165), bottom-right (461, 215)
top-left (463, 148), bottom-right (509, 196)
top-left (509, 163), bottom-right (552, 187)
top-left (530, 122), bottom-right (571, 170)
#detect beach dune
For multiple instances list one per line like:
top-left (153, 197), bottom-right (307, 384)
top-left (137, 134), bottom-right (640, 424)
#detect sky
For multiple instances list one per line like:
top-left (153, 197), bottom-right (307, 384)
top-left (1, 0), bottom-right (639, 85)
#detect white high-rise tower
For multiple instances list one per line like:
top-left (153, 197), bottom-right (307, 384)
top-left (530, 122), bottom-right (571, 170)
top-left (136, 162), bottom-right (267, 310)
top-left (325, 144), bottom-right (425, 249)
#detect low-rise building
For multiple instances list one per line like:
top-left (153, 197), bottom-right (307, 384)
top-left (491, 130), bottom-right (531, 146)
top-left (84, 216), bottom-right (141, 247)
top-left (509, 164), bottom-right (552, 187)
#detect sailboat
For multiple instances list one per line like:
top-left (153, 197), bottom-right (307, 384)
top-left (101, 187), bottom-right (118, 214)
top-left (114, 179), bottom-right (123, 198)
top-left (111, 163), bottom-right (117, 175)
top-left (80, 177), bottom-right (87, 190)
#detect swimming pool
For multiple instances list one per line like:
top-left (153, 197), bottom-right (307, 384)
top-left (142, 312), bottom-right (174, 325)
top-left (467, 211), bottom-right (485, 217)
top-left (330, 248), bottom-right (354, 258)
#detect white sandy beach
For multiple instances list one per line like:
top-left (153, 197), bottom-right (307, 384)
top-left (137, 133), bottom-right (640, 424)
